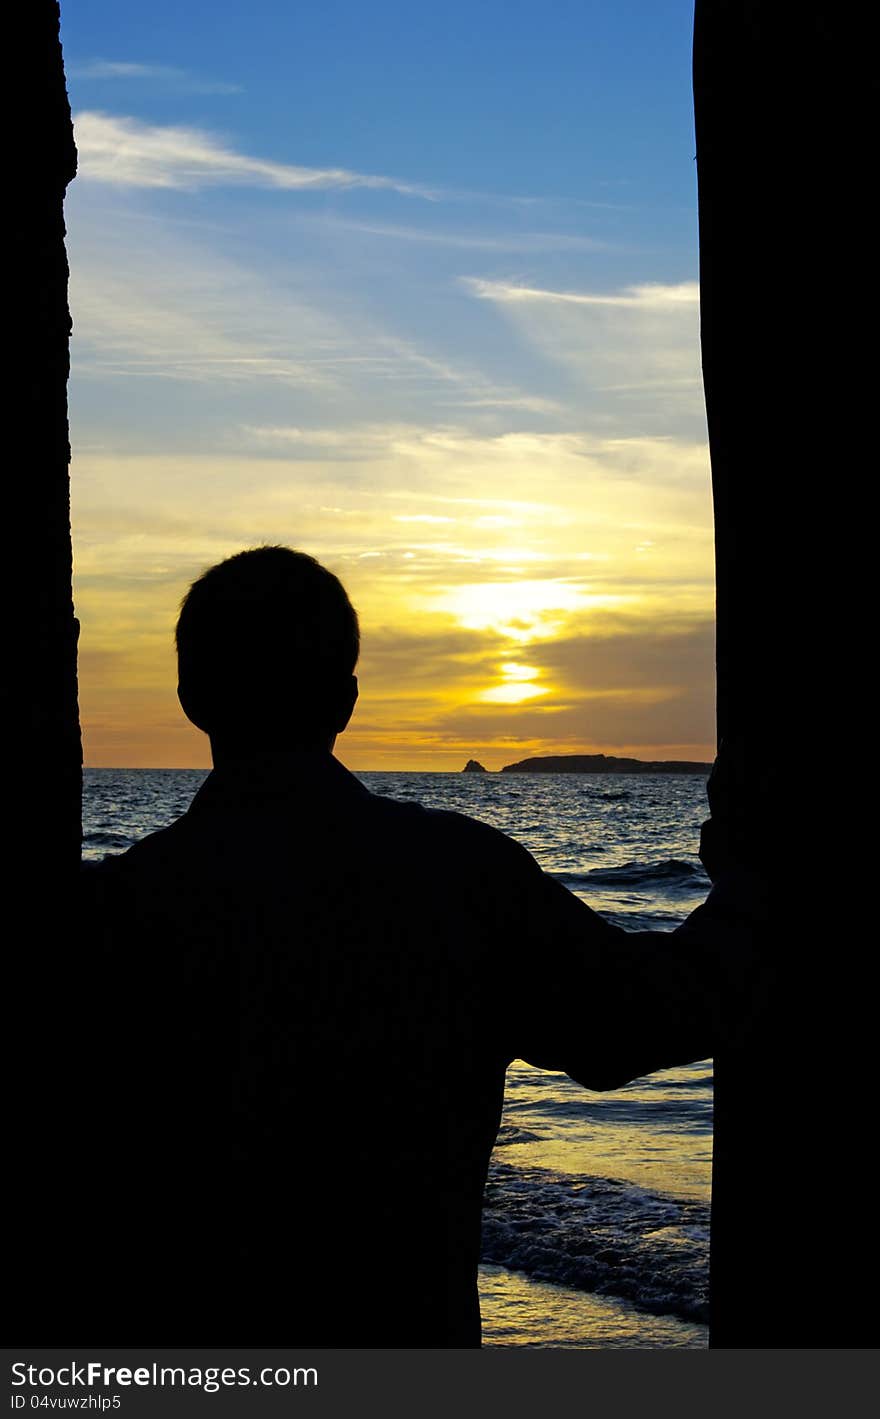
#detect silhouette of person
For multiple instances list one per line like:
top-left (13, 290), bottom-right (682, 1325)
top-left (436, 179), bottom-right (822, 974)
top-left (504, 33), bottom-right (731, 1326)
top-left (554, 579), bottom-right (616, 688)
top-left (78, 545), bottom-right (764, 1346)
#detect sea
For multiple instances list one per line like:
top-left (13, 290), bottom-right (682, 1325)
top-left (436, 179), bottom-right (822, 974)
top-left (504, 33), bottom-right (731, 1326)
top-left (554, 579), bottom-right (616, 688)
top-left (83, 766), bottom-right (714, 1349)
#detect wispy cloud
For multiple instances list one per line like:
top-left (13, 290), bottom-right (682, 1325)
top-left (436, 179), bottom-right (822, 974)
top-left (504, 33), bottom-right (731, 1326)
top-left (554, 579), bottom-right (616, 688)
top-left (66, 196), bottom-right (486, 407)
top-left (72, 112), bottom-right (435, 197)
top-left (299, 217), bottom-right (609, 253)
top-left (68, 60), bottom-right (243, 95)
top-left (449, 395), bottom-right (564, 413)
top-left (70, 244), bottom-right (339, 392)
top-left (463, 278), bottom-right (700, 309)
top-left (461, 278), bottom-right (705, 436)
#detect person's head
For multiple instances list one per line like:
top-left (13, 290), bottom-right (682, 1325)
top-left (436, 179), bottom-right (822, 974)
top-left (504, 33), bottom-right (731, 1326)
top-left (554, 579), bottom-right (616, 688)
top-left (176, 546), bottom-right (359, 756)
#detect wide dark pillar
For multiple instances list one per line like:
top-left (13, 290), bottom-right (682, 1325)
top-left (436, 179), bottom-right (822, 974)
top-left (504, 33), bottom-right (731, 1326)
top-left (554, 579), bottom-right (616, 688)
top-left (695, 3), bottom-right (870, 1346)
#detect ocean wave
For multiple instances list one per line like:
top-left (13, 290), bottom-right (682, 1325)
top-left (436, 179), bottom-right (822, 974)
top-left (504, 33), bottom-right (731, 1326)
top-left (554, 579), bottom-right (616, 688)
top-left (494, 1123), bottom-right (544, 1147)
top-left (600, 911), bottom-right (689, 932)
top-left (557, 859), bottom-right (706, 891)
top-left (504, 1094), bottom-right (711, 1131)
top-left (83, 831), bottom-right (134, 850)
top-left (482, 1161), bottom-right (709, 1325)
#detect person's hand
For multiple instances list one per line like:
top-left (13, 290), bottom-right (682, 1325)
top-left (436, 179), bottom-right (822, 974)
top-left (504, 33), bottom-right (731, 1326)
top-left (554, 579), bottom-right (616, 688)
top-left (699, 814), bottom-right (727, 883)
top-left (699, 737), bottom-right (771, 881)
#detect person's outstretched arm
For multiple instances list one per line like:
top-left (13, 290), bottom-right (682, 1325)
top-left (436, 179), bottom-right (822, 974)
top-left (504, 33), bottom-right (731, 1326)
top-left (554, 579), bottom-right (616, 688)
top-left (488, 816), bottom-right (768, 1092)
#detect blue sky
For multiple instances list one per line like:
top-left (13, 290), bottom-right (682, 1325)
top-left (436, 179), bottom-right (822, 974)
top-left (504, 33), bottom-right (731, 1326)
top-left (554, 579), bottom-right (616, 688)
top-left (62, 2), bottom-right (697, 197)
top-left (59, 0), bottom-right (714, 769)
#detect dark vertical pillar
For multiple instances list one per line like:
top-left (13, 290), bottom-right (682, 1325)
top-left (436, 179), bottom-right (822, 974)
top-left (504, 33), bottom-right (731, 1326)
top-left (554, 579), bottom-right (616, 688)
top-left (695, 3), bottom-right (871, 1345)
top-left (4, 1), bottom-right (80, 1329)
top-left (4, 3), bottom-right (79, 867)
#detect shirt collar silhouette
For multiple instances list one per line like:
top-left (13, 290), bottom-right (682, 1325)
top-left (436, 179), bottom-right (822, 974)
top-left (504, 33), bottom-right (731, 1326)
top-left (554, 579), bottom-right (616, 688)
top-left (187, 748), bottom-right (369, 813)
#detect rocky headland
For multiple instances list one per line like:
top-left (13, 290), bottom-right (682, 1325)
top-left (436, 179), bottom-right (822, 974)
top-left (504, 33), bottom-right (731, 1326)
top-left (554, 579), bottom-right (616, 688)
top-left (499, 753), bottom-right (710, 775)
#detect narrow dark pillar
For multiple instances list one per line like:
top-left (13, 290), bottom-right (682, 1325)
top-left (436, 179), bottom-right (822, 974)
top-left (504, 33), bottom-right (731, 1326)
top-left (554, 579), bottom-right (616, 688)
top-left (695, 3), bottom-right (870, 1346)
top-left (4, 1), bottom-right (80, 1329)
top-left (4, 5), bottom-right (79, 869)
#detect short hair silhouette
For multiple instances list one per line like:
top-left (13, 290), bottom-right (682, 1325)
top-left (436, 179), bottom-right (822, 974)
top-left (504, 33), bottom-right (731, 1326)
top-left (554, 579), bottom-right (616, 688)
top-left (176, 546), bottom-right (359, 740)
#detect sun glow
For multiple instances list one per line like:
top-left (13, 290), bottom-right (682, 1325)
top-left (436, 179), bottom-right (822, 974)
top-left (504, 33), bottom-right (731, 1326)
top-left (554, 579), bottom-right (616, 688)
top-left (433, 580), bottom-right (625, 644)
top-left (479, 661), bottom-right (549, 705)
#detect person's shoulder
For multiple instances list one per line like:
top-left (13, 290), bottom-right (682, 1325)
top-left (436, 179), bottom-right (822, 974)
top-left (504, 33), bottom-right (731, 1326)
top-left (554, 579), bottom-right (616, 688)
top-left (363, 791), bottom-right (540, 878)
top-left (81, 817), bottom-right (191, 884)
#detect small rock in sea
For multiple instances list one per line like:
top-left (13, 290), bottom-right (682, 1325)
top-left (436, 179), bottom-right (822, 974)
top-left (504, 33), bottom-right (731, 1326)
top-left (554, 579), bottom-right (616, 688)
top-left (462, 759), bottom-right (488, 773)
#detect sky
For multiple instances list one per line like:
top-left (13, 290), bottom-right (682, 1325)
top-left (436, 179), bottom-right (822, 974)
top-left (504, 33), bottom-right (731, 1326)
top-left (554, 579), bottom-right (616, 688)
top-left (60, 0), bottom-right (715, 771)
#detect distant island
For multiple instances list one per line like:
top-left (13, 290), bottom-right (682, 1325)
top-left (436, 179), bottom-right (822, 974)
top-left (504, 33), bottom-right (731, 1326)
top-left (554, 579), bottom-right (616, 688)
top-left (499, 753), bottom-right (711, 775)
top-left (462, 759), bottom-right (488, 773)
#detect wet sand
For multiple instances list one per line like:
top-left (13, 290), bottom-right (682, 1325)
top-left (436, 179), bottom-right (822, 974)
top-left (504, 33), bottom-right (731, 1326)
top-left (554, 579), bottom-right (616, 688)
top-left (479, 1265), bottom-right (707, 1348)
